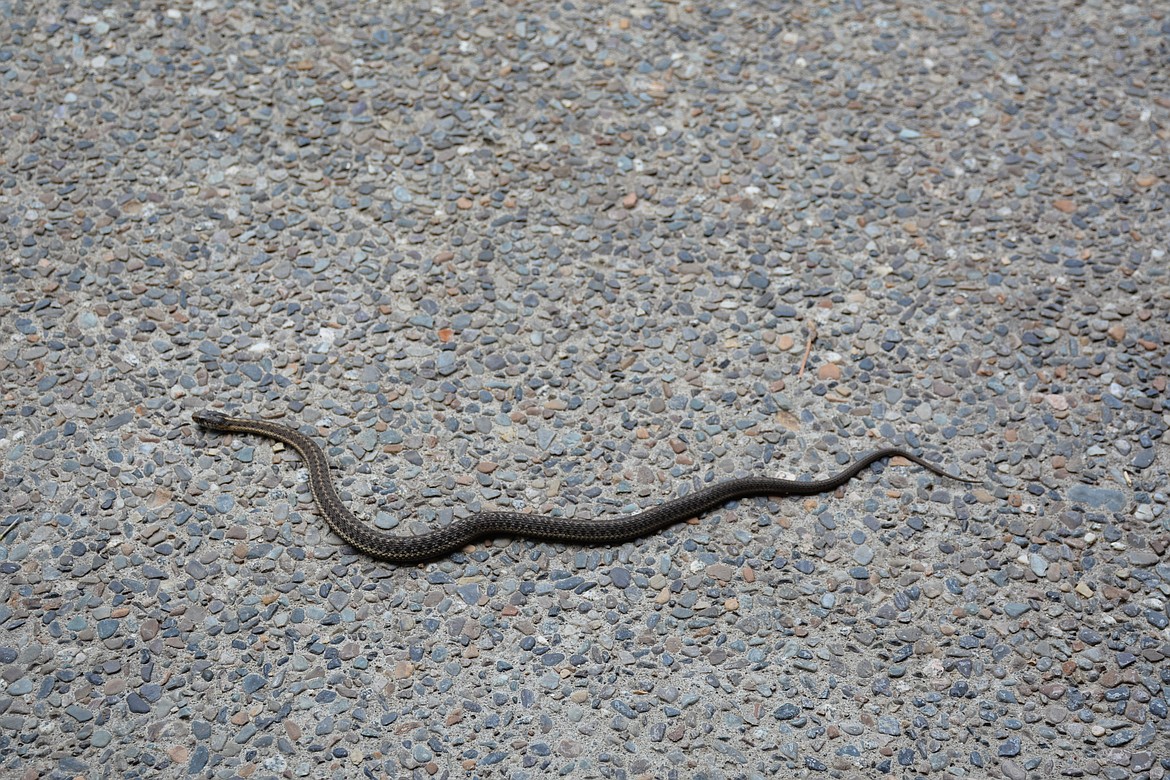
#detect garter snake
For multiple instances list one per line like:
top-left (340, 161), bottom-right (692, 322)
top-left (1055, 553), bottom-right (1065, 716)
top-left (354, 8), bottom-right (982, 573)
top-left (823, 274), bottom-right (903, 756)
top-left (192, 410), bottom-right (979, 563)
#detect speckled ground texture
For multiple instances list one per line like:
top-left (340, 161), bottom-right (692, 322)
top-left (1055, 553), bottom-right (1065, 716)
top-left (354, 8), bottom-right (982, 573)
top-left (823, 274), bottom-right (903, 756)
top-left (2, 0), bottom-right (1169, 778)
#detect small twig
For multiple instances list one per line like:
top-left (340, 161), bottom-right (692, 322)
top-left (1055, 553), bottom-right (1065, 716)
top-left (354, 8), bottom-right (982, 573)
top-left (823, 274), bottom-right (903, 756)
top-left (797, 320), bottom-right (818, 378)
top-left (0, 518), bottom-right (20, 545)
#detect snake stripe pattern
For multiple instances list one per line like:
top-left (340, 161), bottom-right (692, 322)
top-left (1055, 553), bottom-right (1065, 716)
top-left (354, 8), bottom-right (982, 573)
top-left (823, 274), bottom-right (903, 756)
top-left (192, 410), bottom-right (980, 563)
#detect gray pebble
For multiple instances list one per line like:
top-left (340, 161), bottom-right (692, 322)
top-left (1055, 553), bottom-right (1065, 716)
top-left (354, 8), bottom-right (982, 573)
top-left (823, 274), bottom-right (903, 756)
top-left (6, 678), bottom-right (32, 695)
top-left (65, 704), bottom-right (93, 722)
top-left (188, 746), bottom-right (209, 773)
top-left (1028, 554), bottom-right (1050, 577)
top-left (1066, 484), bottom-right (1128, 511)
top-left (457, 583), bottom-right (480, 604)
top-left (773, 703), bottom-right (799, 720)
top-left (242, 673), bottom-right (266, 693)
top-left (1001, 759), bottom-right (1027, 780)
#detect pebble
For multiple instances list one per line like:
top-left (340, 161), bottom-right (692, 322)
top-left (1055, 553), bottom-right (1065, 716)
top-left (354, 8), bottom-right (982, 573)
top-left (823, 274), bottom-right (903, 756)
top-left (1002, 759), bottom-right (1027, 780)
top-left (1028, 553), bottom-right (1050, 577)
top-left (242, 674), bottom-right (267, 694)
top-left (0, 2), bottom-right (1164, 777)
top-left (65, 705), bottom-right (93, 723)
top-left (1066, 484), bottom-right (1128, 511)
top-left (774, 703), bottom-right (800, 720)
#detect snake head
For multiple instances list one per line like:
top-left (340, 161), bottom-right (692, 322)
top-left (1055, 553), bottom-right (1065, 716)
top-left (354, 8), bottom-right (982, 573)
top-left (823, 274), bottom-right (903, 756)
top-left (192, 409), bottom-right (232, 429)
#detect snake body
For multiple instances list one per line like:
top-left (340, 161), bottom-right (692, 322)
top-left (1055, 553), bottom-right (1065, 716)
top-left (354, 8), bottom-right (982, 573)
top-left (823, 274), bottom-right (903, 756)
top-left (192, 410), bottom-right (979, 563)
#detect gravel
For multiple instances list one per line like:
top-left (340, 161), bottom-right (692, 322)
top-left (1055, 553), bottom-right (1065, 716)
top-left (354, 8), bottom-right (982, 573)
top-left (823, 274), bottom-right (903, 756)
top-left (2, 1), bottom-right (1169, 778)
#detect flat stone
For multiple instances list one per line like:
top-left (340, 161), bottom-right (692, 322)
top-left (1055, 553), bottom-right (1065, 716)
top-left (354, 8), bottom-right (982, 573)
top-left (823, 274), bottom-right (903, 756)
top-left (1066, 484), bottom-right (1128, 511)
